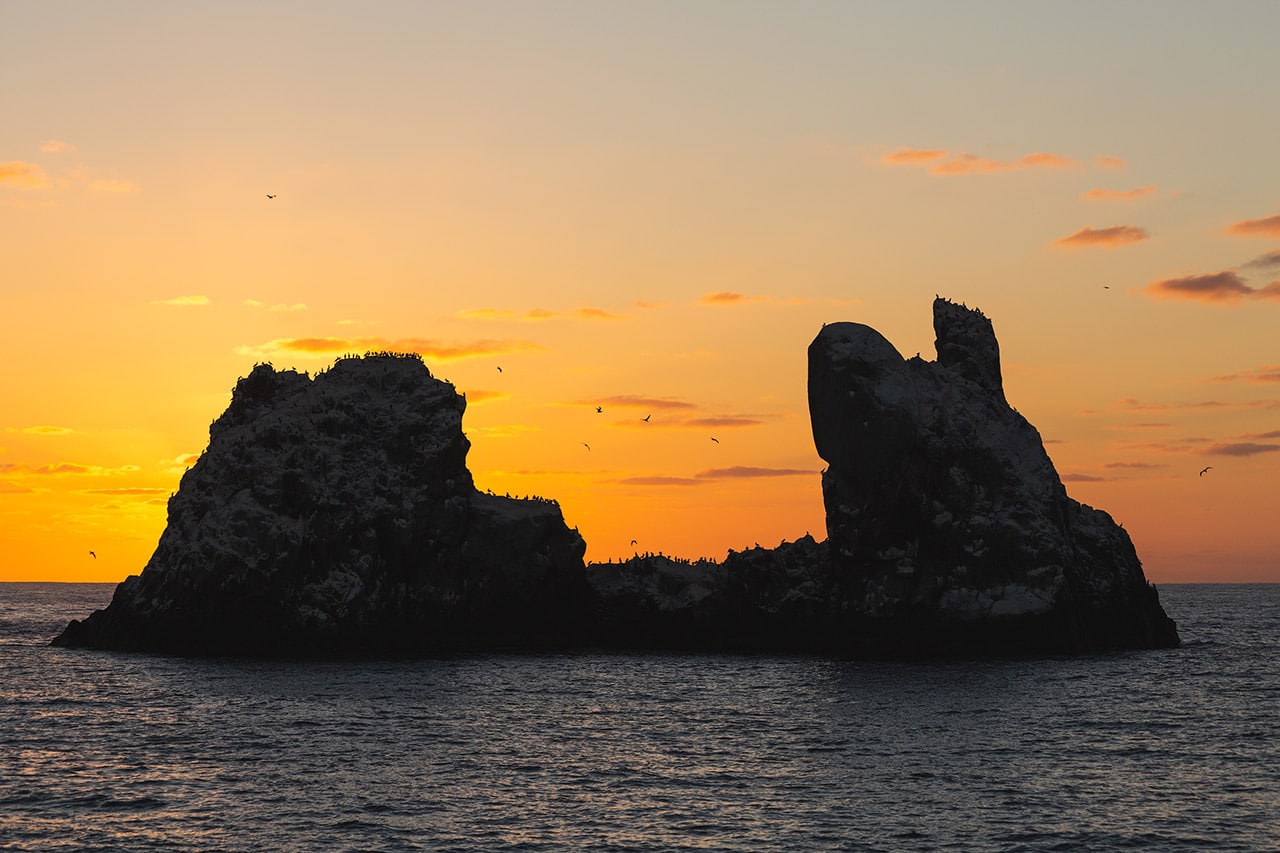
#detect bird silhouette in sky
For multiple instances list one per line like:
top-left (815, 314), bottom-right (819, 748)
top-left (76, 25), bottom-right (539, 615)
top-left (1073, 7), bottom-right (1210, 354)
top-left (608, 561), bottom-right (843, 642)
top-left (583, 443), bottom-right (591, 451)
top-left (643, 414), bottom-right (651, 422)
top-left (596, 406), bottom-right (603, 413)
top-left (266, 194), bottom-right (276, 199)
top-left (88, 551), bottom-right (96, 559)
top-left (1199, 466), bottom-right (1212, 477)
top-left (710, 437), bottom-right (719, 444)
top-left (496, 366), bottom-right (502, 373)
top-left (630, 539), bottom-right (638, 546)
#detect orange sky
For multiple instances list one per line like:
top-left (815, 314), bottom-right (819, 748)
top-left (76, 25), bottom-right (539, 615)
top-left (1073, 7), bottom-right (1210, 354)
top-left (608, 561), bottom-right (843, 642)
top-left (3, 2), bottom-right (1278, 583)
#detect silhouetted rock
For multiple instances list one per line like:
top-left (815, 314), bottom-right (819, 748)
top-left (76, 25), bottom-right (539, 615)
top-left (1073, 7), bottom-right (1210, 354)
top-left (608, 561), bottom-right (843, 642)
top-left (54, 355), bottom-right (590, 654)
top-left (56, 300), bottom-right (1177, 658)
top-left (806, 298), bottom-right (1178, 652)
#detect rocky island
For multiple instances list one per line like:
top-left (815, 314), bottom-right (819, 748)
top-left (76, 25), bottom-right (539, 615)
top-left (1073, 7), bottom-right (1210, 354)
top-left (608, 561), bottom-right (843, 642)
top-left (56, 300), bottom-right (1178, 656)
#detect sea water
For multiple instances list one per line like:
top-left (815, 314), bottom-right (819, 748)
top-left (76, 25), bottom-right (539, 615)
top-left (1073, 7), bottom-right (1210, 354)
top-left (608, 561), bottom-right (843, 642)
top-left (1, 583), bottom-right (1276, 851)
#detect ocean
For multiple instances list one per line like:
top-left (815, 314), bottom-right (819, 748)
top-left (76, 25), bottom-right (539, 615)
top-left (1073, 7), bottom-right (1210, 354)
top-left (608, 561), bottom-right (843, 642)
top-left (1, 583), bottom-right (1275, 852)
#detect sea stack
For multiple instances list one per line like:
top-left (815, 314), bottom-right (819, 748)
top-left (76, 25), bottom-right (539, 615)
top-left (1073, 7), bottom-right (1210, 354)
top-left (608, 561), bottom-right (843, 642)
top-left (807, 297), bottom-right (1178, 652)
top-left (54, 355), bottom-right (591, 654)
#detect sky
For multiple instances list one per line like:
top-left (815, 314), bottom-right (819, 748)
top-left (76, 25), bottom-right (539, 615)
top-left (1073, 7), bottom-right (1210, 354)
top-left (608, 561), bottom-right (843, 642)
top-left (3, 1), bottom-right (1278, 583)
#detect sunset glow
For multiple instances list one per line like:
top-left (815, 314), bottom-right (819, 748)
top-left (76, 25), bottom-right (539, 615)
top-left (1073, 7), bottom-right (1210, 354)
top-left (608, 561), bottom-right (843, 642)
top-left (3, 1), bottom-right (1277, 583)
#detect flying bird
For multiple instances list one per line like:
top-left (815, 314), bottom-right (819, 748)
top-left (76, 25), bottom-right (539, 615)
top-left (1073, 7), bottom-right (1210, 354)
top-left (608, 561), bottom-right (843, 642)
top-left (710, 437), bottom-right (719, 444)
top-left (88, 551), bottom-right (96, 559)
top-left (630, 539), bottom-right (638, 546)
top-left (643, 414), bottom-right (651, 422)
top-left (583, 443), bottom-right (591, 451)
top-left (596, 406), bottom-right (603, 413)
top-left (1199, 466), bottom-right (1212, 477)
top-left (496, 366), bottom-right (502, 373)
top-left (266, 194), bottom-right (276, 199)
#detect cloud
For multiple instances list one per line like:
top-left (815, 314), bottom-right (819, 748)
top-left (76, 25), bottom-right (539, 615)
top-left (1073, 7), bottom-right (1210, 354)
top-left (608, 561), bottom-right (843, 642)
top-left (1080, 185), bottom-right (1157, 201)
top-left (0, 482), bottom-right (35, 494)
top-left (695, 466), bottom-right (813, 479)
top-left (1053, 225), bottom-right (1149, 248)
top-left (1226, 214), bottom-right (1280, 238)
top-left (1093, 155), bottom-right (1127, 170)
top-left (1117, 396), bottom-right (1280, 412)
top-left (1062, 473), bottom-right (1106, 482)
top-left (244, 299), bottom-right (307, 312)
top-left (699, 291), bottom-right (755, 305)
top-left (881, 147), bottom-right (948, 165)
top-left (0, 161), bottom-right (50, 189)
top-left (241, 336), bottom-right (543, 361)
top-left (1211, 365), bottom-right (1280, 384)
top-left (1142, 271), bottom-right (1260, 303)
top-left (585, 395), bottom-right (696, 411)
top-left (697, 292), bottom-right (858, 309)
top-left (1103, 462), bottom-right (1165, 470)
top-left (617, 475), bottom-right (702, 487)
top-left (634, 300), bottom-right (670, 310)
top-left (1206, 442), bottom-right (1280, 457)
top-left (89, 178), bottom-right (137, 193)
top-left (20, 425), bottom-right (74, 435)
top-left (153, 295), bottom-right (212, 307)
top-left (1254, 281), bottom-right (1280, 301)
top-left (1243, 250), bottom-right (1280, 270)
top-left (459, 306), bottom-right (625, 322)
top-left (39, 139), bottom-right (76, 154)
top-left (684, 416), bottom-right (765, 428)
top-left (881, 148), bottom-right (1079, 175)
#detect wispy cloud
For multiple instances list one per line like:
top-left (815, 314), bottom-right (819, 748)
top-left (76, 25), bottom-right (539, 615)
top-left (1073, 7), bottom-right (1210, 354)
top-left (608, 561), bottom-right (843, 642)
top-left (882, 147), bottom-right (1078, 176)
top-left (697, 291), bottom-right (859, 308)
top-left (616, 475), bottom-right (702, 487)
top-left (240, 336), bottom-right (543, 361)
top-left (634, 300), bottom-right (669, 310)
top-left (615, 466), bottom-right (813, 487)
top-left (39, 139), bottom-right (77, 154)
top-left (1080, 185), bottom-right (1157, 201)
top-left (1103, 462), bottom-right (1166, 470)
top-left (881, 147), bottom-right (948, 165)
top-left (459, 306), bottom-right (625, 322)
top-left (573, 395), bottom-right (697, 411)
top-left (1211, 365), bottom-right (1280, 384)
top-left (1052, 225), bottom-right (1149, 248)
top-left (153, 295), bottom-right (212, 307)
top-left (18, 462), bottom-right (140, 476)
top-left (1142, 271), bottom-right (1266, 303)
top-left (0, 161), bottom-right (50, 189)
top-left (1242, 250), bottom-right (1280, 271)
top-left (1062, 473), bottom-right (1106, 482)
top-left (1118, 397), bottom-right (1230, 412)
top-left (19, 425), bottom-right (75, 436)
top-left (1207, 442), bottom-right (1280, 457)
top-left (696, 466), bottom-right (813, 479)
top-left (245, 299), bottom-right (308, 312)
top-left (1093, 155), bottom-right (1127, 170)
top-left (1226, 214), bottom-right (1280, 238)
top-left (685, 416), bottom-right (764, 428)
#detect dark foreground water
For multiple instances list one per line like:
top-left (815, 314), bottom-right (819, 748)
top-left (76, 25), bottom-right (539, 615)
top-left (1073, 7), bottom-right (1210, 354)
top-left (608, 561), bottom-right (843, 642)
top-left (1, 584), bottom-right (1276, 852)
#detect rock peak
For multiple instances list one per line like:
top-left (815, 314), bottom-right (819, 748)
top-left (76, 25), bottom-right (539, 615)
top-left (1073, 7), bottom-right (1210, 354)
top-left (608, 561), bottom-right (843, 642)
top-left (933, 297), bottom-right (1006, 404)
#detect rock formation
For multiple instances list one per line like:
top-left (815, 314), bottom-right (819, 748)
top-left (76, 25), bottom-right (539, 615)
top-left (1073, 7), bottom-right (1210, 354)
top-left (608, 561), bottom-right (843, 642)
top-left (55, 355), bottom-right (591, 654)
top-left (56, 299), bottom-right (1178, 657)
top-left (807, 298), bottom-right (1178, 651)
